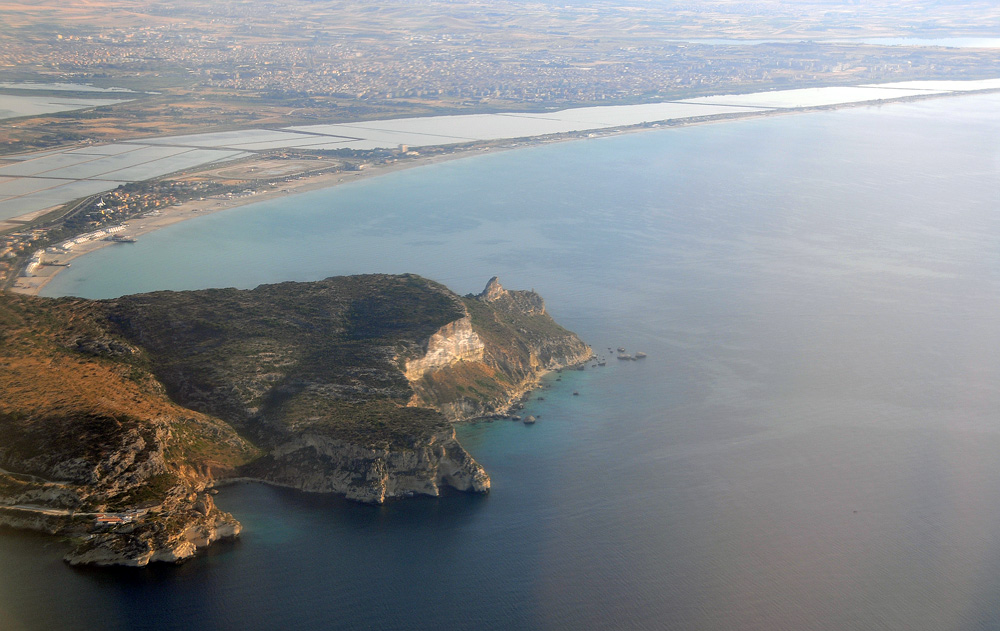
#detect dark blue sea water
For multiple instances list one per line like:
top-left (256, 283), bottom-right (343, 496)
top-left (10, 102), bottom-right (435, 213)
top-left (5, 92), bottom-right (1000, 630)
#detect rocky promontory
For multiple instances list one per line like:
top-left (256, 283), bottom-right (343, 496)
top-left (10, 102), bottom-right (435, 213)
top-left (0, 274), bottom-right (590, 565)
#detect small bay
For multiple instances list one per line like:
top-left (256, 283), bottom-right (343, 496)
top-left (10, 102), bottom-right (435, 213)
top-left (5, 92), bottom-right (1000, 630)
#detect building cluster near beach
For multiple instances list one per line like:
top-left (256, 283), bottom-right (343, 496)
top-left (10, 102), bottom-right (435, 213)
top-left (21, 250), bottom-right (43, 277)
top-left (20, 224), bottom-right (128, 277)
top-left (1, 230), bottom-right (48, 281)
top-left (56, 224), bottom-right (127, 250)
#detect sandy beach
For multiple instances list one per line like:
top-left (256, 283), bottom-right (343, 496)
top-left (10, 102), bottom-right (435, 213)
top-left (8, 144), bottom-right (502, 296)
top-left (7, 113), bottom-right (709, 296)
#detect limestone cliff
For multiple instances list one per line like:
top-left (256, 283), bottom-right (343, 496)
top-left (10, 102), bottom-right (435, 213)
top-left (241, 425), bottom-right (489, 504)
top-left (405, 277), bottom-right (593, 420)
top-left (404, 315), bottom-right (485, 382)
top-left (0, 416), bottom-right (250, 567)
top-left (62, 492), bottom-right (241, 566)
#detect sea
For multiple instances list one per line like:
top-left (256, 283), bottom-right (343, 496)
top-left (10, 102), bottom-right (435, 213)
top-left (670, 37), bottom-right (1000, 48)
top-left (3, 92), bottom-right (1000, 630)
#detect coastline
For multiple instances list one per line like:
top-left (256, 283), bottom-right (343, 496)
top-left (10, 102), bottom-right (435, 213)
top-left (10, 86), bottom-right (999, 297)
top-left (8, 146), bottom-right (493, 296)
top-left (9, 112), bottom-right (728, 297)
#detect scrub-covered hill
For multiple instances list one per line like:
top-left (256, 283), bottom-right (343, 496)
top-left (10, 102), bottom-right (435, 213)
top-left (0, 274), bottom-right (590, 565)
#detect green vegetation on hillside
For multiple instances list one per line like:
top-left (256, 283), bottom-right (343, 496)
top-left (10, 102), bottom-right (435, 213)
top-left (106, 274), bottom-right (467, 448)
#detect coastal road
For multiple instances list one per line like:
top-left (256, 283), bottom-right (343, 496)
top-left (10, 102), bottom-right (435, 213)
top-left (0, 504), bottom-right (84, 517)
top-left (0, 466), bottom-right (71, 486)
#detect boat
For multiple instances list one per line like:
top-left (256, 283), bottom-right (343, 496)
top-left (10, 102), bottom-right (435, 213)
top-left (634, 351), bottom-right (647, 359)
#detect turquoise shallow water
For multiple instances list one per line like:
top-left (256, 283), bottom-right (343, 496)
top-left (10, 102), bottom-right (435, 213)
top-left (5, 93), bottom-right (1000, 630)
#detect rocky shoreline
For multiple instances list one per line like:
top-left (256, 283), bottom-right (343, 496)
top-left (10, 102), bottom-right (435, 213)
top-left (0, 274), bottom-right (590, 566)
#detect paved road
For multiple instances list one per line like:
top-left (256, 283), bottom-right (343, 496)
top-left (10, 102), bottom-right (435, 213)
top-left (0, 504), bottom-right (84, 516)
top-left (0, 466), bottom-right (70, 486)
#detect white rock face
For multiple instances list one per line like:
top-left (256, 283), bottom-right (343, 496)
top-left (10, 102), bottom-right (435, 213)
top-left (150, 541), bottom-right (198, 564)
top-left (404, 315), bottom-right (484, 382)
